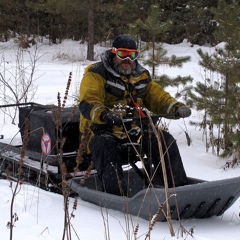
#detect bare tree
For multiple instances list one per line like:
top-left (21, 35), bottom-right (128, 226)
top-left (0, 44), bottom-right (43, 124)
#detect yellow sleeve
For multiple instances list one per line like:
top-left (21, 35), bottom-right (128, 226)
top-left (144, 81), bottom-right (184, 114)
top-left (79, 71), bottom-right (106, 124)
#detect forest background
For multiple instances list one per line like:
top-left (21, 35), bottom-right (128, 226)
top-left (1, 0), bottom-right (240, 163)
top-left (0, 0), bottom-right (222, 59)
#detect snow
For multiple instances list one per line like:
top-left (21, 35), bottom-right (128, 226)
top-left (0, 39), bottom-right (240, 240)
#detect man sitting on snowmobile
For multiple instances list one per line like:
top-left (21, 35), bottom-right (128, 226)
top-left (79, 34), bottom-right (191, 196)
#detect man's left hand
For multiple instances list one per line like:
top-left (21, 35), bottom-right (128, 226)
top-left (176, 106), bottom-right (191, 118)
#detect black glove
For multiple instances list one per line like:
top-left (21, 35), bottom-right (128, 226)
top-left (176, 106), bottom-right (191, 118)
top-left (100, 111), bottom-right (122, 127)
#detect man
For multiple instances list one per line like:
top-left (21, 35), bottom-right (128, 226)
top-left (79, 34), bottom-right (191, 195)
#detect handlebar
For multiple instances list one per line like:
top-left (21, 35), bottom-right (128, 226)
top-left (122, 113), bottom-right (178, 123)
top-left (0, 102), bottom-right (36, 108)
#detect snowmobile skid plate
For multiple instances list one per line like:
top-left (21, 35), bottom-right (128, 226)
top-left (68, 168), bottom-right (240, 222)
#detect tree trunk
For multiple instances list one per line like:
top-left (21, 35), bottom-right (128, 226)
top-left (152, 37), bottom-right (155, 77)
top-left (224, 73), bottom-right (230, 153)
top-left (87, 0), bottom-right (94, 61)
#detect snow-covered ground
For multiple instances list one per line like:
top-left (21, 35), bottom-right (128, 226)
top-left (0, 39), bottom-right (239, 240)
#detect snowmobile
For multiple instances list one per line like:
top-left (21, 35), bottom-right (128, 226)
top-left (0, 102), bottom-right (240, 222)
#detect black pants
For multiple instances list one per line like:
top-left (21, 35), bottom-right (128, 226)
top-left (89, 130), bottom-right (188, 196)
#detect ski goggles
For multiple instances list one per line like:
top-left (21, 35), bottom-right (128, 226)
top-left (112, 47), bottom-right (138, 61)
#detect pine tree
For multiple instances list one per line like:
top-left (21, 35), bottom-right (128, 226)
top-left (184, 0), bottom-right (218, 46)
top-left (158, 0), bottom-right (189, 44)
top-left (149, 45), bottom-right (193, 101)
top-left (187, 0), bottom-right (240, 161)
top-left (130, 4), bottom-right (172, 76)
top-left (129, 4), bottom-right (192, 101)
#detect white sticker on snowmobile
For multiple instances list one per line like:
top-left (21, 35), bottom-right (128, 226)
top-left (41, 133), bottom-right (51, 155)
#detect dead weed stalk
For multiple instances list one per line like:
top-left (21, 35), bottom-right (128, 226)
top-left (7, 117), bottom-right (29, 240)
top-left (51, 72), bottom-right (80, 240)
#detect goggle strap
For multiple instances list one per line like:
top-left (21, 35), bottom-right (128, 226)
top-left (112, 47), bottom-right (118, 54)
top-left (111, 47), bottom-right (138, 54)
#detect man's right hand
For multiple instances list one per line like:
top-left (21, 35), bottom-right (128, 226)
top-left (176, 106), bottom-right (191, 118)
top-left (100, 111), bottom-right (122, 127)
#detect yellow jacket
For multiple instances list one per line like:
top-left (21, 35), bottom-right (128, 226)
top-left (79, 50), bottom-right (184, 152)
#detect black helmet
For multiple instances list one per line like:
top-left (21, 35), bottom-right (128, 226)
top-left (112, 34), bottom-right (137, 50)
